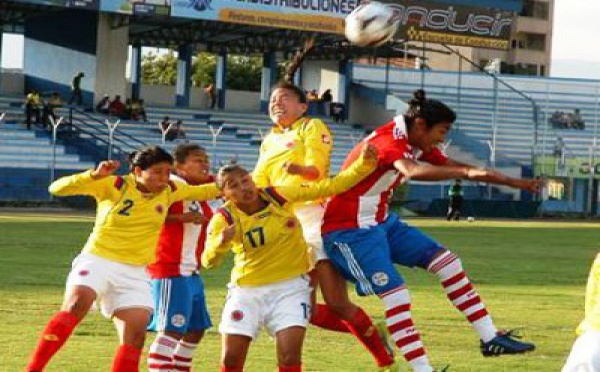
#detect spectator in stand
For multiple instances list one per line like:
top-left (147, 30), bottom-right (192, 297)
top-left (136, 99), bottom-right (148, 122)
top-left (42, 92), bottom-right (64, 128)
top-left (124, 99), bottom-right (134, 120)
top-left (331, 102), bottom-right (344, 123)
top-left (69, 72), bottom-right (84, 106)
top-left (109, 95), bottom-right (126, 119)
top-left (96, 95), bottom-right (110, 115)
top-left (204, 83), bottom-right (216, 109)
top-left (320, 89), bottom-right (333, 116)
top-left (307, 89), bottom-right (319, 101)
top-left (25, 90), bottom-right (42, 130)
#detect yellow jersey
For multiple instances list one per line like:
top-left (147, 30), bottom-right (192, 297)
top-left (49, 170), bottom-right (220, 265)
top-left (202, 153), bottom-right (376, 286)
top-left (577, 253), bottom-right (600, 334)
top-left (253, 117), bottom-right (332, 197)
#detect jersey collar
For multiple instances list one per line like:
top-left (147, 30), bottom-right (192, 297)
top-left (272, 117), bottom-right (308, 133)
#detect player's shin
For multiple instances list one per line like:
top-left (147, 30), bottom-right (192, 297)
top-left (148, 334), bottom-right (179, 371)
top-left (427, 250), bottom-right (497, 343)
top-left (173, 340), bottom-right (199, 371)
top-left (26, 311), bottom-right (81, 371)
top-left (342, 306), bottom-right (395, 368)
top-left (380, 286), bottom-right (433, 372)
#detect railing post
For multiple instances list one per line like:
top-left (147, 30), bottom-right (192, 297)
top-left (49, 116), bottom-right (65, 200)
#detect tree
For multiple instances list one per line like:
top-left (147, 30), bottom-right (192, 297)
top-left (141, 51), bottom-right (177, 86)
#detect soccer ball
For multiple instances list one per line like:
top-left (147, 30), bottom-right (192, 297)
top-left (467, 216), bottom-right (475, 222)
top-left (344, 1), bottom-right (399, 47)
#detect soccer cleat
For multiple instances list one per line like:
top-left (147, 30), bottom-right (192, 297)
top-left (378, 360), bottom-right (400, 372)
top-left (480, 330), bottom-right (535, 356)
top-left (375, 320), bottom-right (396, 359)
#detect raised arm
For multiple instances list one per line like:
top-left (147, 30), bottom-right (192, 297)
top-left (201, 211), bottom-right (236, 269)
top-left (275, 144), bottom-right (377, 203)
top-left (171, 181), bottom-right (221, 203)
top-left (49, 160), bottom-right (119, 198)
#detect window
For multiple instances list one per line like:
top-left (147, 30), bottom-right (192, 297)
top-left (520, 0), bottom-right (549, 19)
top-left (514, 33), bottom-right (546, 51)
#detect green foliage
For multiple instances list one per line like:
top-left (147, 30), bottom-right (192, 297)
top-left (142, 51), bottom-right (265, 91)
top-left (2, 214), bottom-right (594, 371)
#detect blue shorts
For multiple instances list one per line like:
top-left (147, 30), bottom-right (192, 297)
top-left (323, 213), bottom-right (444, 296)
top-left (148, 274), bottom-right (212, 333)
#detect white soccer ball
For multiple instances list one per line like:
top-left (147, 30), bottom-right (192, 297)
top-left (345, 2), bottom-right (399, 47)
top-left (467, 216), bottom-right (475, 222)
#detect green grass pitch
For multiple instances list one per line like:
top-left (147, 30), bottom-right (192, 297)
top-left (1, 213), bottom-right (597, 371)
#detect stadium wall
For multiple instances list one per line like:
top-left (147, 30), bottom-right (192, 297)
top-left (0, 70), bottom-right (24, 94)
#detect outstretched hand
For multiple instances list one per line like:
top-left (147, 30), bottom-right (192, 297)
top-left (91, 160), bottom-right (120, 179)
top-left (512, 177), bottom-right (544, 193)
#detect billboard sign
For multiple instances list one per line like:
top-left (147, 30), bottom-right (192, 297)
top-left (101, 0), bottom-right (170, 15)
top-left (171, 0), bottom-right (357, 34)
top-left (433, 0), bottom-right (523, 12)
top-left (381, 0), bottom-right (516, 50)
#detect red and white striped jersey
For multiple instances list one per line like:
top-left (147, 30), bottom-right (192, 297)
top-left (322, 115), bottom-right (448, 233)
top-left (148, 175), bottom-right (216, 278)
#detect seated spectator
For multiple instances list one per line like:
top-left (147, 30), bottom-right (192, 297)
top-left (25, 90), bottom-right (42, 130)
top-left (331, 102), bottom-right (345, 123)
top-left (320, 89), bottom-right (333, 103)
top-left (124, 98), bottom-right (133, 120)
top-left (108, 95), bottom-right (126, 119)
top-left (307, 89), bottom-right (319, 101)
top-left (135, 99), bottom-right (148, 122)
top-left (42, 92), bottom-right (64, 128)
top-left (96, 95), bottom-right (110, 114)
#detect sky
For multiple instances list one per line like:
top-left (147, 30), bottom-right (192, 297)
top-left (1, 1), bottom-right (600, 80)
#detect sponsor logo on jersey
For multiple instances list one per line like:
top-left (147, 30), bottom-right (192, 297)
top-left (286, 218), bottom-right (296, 229)
top-left (231, 310), bottom-right (244, 322)
top-left (171, 314), bottom-right (186, 327)
top-left (189, 201), bottom-right (200, 212)
top-left (322, 134), bottom-right (331, 144)
top-left (78, 270), bottom-right (89, 276)
top-left (256, 211), bottom-right (271, 219)
top-left (286, 141), bottom-right (295, 149)
top-left (372, 272), bottom-right (389, 286)
top-left (156, 204), bottom-right (164, 214)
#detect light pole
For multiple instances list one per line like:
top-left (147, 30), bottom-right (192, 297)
top-left (49, 116), bottom-right (65, 200)
top-left (209, 123), bottom-right (224, 171)
top-left (105, 119), bottom-right (120, 160)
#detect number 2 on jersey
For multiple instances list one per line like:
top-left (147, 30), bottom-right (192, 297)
top-left (118, 199), bottom-right (134, 216)
top-left (244, 227), bottom-right (265, 248)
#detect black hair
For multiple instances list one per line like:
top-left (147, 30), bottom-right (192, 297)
top-left (128, 146), bottom-right (173, 171)
top-left (405, 90), bottom-right (456, 128)
top-left (272, 81), bottom-right (308, 104)
top-left (173, 143), bottom-right (207, 164)
top-left (215, 164), bottom-right (248, 190)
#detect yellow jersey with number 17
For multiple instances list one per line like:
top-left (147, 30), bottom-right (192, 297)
top-left (202, 152), bottom-right (376, 286)
top-left (49, 170), bottom-right (219, 266)
top-left (252, 117), bottom-right (332, 192)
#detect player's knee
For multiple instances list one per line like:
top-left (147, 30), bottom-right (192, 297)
top-left (62, 298), bottom-right (92, 319)
top-left (427, 249), bottom-right (463, 274)
top-left (278, 350), bottom-right (301, 366)
top-left (128, 330), bottom-right (146, 349)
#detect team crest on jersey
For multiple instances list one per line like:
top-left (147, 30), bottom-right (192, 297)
top-left (171, 314), bottom-right (186, 327)
top-left (286, 218), bottom-right (296, 229)
top-left (156, 205), bottom-right (164, 214)
top-left (372, 272), bottom-right (389, 286)
top-left (285, 141), bottom-right (295, 149)
top-left (78, 270), bottom-right (89, 276)
top-left (231, 310), bottom-right (244, 322)
top-left (322, 134), bottom-right (331, 144)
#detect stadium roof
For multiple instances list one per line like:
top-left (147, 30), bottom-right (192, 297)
top-left (2, 0), bottom-right (417, 61)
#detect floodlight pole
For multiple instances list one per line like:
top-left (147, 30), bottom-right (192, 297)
top-left (0, 112), bottom-right (5, 125)
top-left (105, 119), bottom-right (120, 160)
top-left (159, 121), bottom-right (175, 145)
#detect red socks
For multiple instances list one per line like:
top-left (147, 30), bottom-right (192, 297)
top-left (279, 364), bottom-right (302, 371)
top-left (310, 304), bottom-right (350, 333)
top-left (343, 308), bottom-right (395, 368)
top-left (112, 344), bottom-right (142, 372)
top-left (220, 366), bottom-right (243, 372)
top-left (27, 311), bottom-right (80, 371)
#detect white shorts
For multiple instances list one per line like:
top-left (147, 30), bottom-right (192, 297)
top-left (65, 252), bottom-right (153, 319)
top-left (219, 276), bottom-right (311, 340)
top-left (295, 203), bottom-right (328, 262)
top-left (562, 330), bottom-right (600, 372)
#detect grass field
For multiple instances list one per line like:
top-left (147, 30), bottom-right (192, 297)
top-left (1, 213), bottom-right (598, 371)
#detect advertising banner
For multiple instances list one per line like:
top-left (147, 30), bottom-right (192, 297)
top-left (380, 0), bottom-right (516, 50)
top-left (535, 156), bottom-right (600, 179)
top-left (101, 0), bottom-right (170, 15)
top-left (171, 0), bottom-right (358, 34)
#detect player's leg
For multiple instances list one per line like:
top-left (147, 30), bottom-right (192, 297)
top-left (112, 307), bottom-right (151, 372)
top-left (385, 215), bottom-right (534, 355)
top-left (296, 204), bottom-right (395, 368)
top-left (172, 274), bottom-right (213, 371)
top-left (147, 277), bottom-right (190, 371)
top-left (107, 262), bottom-right (155, 371)
top-left (316, 259), bottom-right (396, 369)
top-left (27, 253), bottom-right (105, 372)
top-left (324, 226), bottom-right (432, 372)
top-left (218, 285), bottom-right (261, 371)
top-left (275, 326), bottom-right (306, 372)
